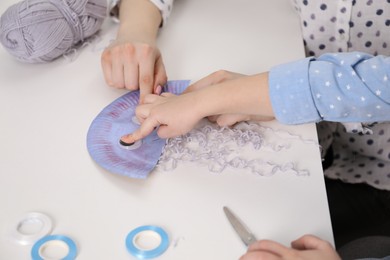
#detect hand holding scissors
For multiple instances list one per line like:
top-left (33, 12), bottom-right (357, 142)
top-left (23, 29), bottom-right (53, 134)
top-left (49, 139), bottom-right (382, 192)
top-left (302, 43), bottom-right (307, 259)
top-left (223, 207), bottom-right (341, 260)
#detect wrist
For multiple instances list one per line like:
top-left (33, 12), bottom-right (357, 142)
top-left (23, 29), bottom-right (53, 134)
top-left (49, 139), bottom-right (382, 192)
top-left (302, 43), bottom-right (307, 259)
top-left (116, 26), bottom-right (157, 45)
top-left (194, 73), bottom-right (274, 119)
top-left (116, 0), bottom-right (161, 44)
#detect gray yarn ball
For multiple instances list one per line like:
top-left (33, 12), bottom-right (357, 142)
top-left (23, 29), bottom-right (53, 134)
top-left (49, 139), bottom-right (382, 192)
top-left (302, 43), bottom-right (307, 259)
top-left (0, 0), bottom-right (107, 63)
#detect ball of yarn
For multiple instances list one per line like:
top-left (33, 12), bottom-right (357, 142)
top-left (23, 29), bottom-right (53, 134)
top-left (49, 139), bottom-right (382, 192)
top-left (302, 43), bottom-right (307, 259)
top-left (0, 0), bottom-right (107, 63)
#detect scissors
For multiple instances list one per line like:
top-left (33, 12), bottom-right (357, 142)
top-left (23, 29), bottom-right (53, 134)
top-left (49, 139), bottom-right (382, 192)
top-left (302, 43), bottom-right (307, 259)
top-left (223, 206), bottom-right (257, 247)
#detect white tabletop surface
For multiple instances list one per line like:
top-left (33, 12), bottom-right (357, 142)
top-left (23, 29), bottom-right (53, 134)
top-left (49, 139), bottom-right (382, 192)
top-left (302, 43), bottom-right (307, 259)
top-left (0, 0), bottom-right (334, 259)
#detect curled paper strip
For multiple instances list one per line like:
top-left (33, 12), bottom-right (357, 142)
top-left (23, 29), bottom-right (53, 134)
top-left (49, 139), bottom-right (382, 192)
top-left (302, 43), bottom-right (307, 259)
top-left (158, 122), bottom-right (311, 177)
top-left (86, 80), bottom-right (190, 178)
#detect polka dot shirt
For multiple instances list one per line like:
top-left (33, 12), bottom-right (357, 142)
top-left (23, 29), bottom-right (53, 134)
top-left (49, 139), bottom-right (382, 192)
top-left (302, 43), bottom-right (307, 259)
top-left (269, 0), bottom-right (390, 190)
top-left (292, 0), bottom-right (390, 57)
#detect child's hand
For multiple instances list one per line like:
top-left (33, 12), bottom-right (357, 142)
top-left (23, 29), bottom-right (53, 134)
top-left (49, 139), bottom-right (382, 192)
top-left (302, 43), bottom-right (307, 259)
top-left (120, 92), bottom-right (204, 144)
top-left (184, 70), bottom-right (244, 93)
top-left (120, 71), bottom-right (275, 144)
top-left (240, 235), bottom-right (341, 260)
top-left (185, 70), bottom-right (272, 126)
top-left (101, 39), bottom-right (166, 103)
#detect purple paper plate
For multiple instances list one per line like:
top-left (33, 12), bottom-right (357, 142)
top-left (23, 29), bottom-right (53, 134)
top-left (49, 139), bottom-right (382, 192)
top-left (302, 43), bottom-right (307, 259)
top-left (87, 80), bottom-right (190, 178)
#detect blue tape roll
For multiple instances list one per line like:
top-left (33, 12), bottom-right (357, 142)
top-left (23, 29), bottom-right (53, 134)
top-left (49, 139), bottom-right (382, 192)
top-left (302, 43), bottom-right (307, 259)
top-left (126, 225), bottom-right (169, 259)
top-left (31, 235), bottom-right (77, 260)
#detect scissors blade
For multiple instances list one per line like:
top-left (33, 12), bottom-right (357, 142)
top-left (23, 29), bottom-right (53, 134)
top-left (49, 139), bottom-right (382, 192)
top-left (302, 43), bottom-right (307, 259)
top-left (223, 206), bottom-right (257, 247)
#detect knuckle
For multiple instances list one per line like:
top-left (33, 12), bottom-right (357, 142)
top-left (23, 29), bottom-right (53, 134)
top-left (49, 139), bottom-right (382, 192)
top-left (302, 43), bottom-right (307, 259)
top-left (111, 77), bottom-right (124, 88)
top-left (112, 82), bottom-right (124, 88)
top-left (125, 84), bottom-right (138, 91)
top-left (123, 43), bottom-right (136, 56)
top-left (216, 117), bottom-right (226, 126)
top-left (213, 70), bottom-right (229, 81)
top-left (110, 46), bottom-right (122, 56)
top-left (135, 106), bottom-right (145, 116)
top-left (101, 51), bottom-right (111, 63)
top-left (148, 108), bottom-right (159, 118)
top-left (141, 75), bottom-right (152, 85)
top-left (140, 44), bottom-right (154, 57)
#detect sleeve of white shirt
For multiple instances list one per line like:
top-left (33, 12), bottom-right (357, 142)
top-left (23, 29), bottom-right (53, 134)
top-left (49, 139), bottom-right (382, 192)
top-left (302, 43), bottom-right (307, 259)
top-left (109, 0), bottom-right (174, 26)
top-left (268, 51), bottom-right (390, 125)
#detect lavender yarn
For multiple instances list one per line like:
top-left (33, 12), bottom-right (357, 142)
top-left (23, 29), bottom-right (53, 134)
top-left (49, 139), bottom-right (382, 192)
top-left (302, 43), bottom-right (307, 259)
top-left (0, 0), bottom-right (107, 63)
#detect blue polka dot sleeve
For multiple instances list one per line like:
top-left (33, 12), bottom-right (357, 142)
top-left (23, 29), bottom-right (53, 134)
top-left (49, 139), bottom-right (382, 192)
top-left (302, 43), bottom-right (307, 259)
top-left (269, 52), bottom-right (390, 124)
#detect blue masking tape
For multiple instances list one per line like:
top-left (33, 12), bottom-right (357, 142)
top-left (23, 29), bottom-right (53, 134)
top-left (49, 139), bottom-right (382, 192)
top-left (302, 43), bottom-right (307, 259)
top-left (31, 235), bottom-right (77, 260)
top-left (126, 225), bottom-right (169, 259)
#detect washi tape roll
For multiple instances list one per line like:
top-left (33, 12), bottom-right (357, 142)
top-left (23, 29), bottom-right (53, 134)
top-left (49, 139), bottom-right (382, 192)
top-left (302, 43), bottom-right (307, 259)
top-left (31, 235), bottom-right (77, 260)
top-left (9, 212), bottom-right (53, 245)
top-left (126, 225), bottom-right (169, 259)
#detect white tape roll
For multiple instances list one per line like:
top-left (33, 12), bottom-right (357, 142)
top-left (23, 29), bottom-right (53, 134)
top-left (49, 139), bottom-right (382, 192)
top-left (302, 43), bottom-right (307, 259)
top-left (9, 212), bottom-right (53, 245)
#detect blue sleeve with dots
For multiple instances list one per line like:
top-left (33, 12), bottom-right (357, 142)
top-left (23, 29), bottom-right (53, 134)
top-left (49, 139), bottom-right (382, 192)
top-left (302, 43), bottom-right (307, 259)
top-left (268, 51), bottom-right (390, 124)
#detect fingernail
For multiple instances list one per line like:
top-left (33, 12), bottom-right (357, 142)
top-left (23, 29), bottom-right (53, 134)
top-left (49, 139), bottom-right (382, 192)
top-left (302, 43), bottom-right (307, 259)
top-left (155, 85), bottom-right (162, 95)
top-left (119, 135), bottom-right (136, 146)
top-left (119, 139), bottom-right (135, 146)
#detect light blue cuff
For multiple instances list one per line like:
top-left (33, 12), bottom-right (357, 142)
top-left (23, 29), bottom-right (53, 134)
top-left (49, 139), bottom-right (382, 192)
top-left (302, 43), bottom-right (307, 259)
top-left (269, 57), bottom-right (321, 124)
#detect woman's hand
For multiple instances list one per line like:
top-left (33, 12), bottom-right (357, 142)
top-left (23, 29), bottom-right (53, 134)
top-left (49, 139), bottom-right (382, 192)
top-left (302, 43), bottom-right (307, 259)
top-left (101, 0), bottom-right (167, 103)
top-left (240, 235), bottom-right (341, 260)
top-left (101, 40), bottom-right (166, 102)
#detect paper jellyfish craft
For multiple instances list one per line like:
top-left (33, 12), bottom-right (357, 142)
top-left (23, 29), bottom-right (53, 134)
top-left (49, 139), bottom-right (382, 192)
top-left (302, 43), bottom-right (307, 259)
top-left (87, 80), bottom-right (190, 179)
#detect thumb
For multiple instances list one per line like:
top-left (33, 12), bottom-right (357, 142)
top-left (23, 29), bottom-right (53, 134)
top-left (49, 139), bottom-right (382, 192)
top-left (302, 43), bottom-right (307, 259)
top-left (120, 116), bottom-right (160, 144)
top-left (291, 235), bottom-right (333, 250)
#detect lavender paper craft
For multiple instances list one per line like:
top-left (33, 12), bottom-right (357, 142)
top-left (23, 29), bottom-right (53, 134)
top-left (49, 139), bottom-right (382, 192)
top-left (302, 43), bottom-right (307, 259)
top-left (87, 80), bottom-right (190, 178)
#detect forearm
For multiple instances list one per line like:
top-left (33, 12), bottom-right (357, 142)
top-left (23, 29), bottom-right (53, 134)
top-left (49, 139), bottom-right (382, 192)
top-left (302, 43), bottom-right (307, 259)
top-left (117, 0), bottom-right (162, 44)
top-left (193, 73), bottom-right (274, 118)
top-left (269, 52), bottom-right (390, 124)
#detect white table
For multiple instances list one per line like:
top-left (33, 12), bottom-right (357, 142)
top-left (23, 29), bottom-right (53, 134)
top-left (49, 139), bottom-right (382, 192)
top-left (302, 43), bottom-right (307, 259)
top-left (0, 0), bottom-right (334, 259)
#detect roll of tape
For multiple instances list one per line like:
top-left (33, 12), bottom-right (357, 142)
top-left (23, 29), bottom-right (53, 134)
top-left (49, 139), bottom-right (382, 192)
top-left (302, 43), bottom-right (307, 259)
top-left (31, 235), bottom-right (77, 260)
top-left (9, 212), bottom-right (53, 245)
top-left (126, 225), bottom-right (169, 259)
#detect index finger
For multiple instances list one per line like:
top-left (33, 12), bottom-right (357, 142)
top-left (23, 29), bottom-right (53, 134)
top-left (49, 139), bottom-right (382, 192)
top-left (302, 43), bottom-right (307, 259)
top-left (138, 52), bottom-right (155, 104)
top-left (120, 116), bottom-right (160, 144)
